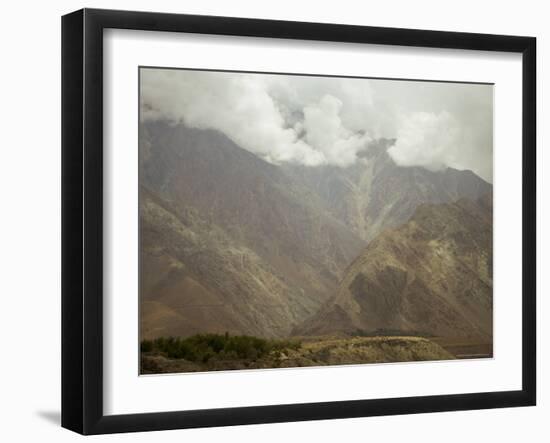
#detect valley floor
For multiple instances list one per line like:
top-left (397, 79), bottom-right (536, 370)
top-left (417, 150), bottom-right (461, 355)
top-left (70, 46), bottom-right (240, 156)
top-left (141, 335), bottom-right (458, 374)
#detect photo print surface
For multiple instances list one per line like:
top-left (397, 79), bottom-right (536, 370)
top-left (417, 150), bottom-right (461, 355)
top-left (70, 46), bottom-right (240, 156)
top-left (139, 67), bottom-right (493, 374)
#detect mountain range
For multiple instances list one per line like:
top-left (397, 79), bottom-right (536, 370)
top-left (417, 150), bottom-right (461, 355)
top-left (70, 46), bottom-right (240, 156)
top-left (139, 120), bottom-right (492, 342)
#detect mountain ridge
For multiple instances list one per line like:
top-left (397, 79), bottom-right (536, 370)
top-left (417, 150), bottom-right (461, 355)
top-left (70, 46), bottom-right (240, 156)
top-left (283, 138), bottom-right (492, 242)
top-left (296, 194), bottom-right (493, 340)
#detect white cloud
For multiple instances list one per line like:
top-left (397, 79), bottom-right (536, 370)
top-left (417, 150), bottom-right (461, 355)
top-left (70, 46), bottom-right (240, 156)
top-left (303, 95), bottom-right (371, 167)
top-left (140, 69), bottom-right (493, 181)
top-left (141, 70), bottom-right (325, 166)
top-left (388, 111), bottom-right (461, 171)
top-left (376, 81), bottom-right (493, 181)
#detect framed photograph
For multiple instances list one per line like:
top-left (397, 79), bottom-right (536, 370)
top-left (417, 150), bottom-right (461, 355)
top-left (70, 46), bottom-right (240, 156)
top-left (62, 8), bottom-right (536, 435)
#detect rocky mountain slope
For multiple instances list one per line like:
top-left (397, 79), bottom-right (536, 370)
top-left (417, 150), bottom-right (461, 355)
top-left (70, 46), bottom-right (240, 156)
top-left (140, 187), bottom-right (320, 338)
top-left (140, 121), bottom-right (365, 338)
top-left (284, 139), bottom-right (492, 242)
top-left (298, 194), bottom-right (493, 340)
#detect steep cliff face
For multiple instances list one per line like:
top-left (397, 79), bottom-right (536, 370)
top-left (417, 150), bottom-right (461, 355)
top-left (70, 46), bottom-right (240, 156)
top-left (298, 195), bottom-right (493, 341)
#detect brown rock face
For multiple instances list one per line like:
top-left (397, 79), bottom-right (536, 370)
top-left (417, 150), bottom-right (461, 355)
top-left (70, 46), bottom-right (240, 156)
top-left (298, 195), bottom-right (493, 341)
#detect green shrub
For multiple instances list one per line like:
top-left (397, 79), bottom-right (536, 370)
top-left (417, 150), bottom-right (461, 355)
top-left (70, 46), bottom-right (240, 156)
top-left (141, 333), bottom-right (301, 362)
top-left (140, 339), bottom-right (153, 353)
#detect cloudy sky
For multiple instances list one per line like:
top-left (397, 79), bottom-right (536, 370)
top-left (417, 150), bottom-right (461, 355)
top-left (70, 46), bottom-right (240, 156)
top-left (140, 68), bottom-right (493, 182)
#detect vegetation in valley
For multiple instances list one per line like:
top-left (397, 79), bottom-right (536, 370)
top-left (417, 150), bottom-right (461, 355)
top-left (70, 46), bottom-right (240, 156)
top-left (141, 333), bottom-right (300, 364)
top-left (140, 334), bottom-right (455, 374)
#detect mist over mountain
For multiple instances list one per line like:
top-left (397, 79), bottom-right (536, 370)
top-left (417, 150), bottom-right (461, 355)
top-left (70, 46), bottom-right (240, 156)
top-left (283, 138), bottom-right (492, 242)
top-left (141, 69), bottom-right (494, 181)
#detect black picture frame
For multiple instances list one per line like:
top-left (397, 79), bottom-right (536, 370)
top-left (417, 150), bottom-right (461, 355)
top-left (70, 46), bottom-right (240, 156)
top-left (62, 8), bottom-right (536, 435)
